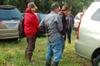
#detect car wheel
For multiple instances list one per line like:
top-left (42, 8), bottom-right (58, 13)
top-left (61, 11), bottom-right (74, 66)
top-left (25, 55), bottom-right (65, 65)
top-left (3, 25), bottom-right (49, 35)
top-left (93, 55), bottom-right (100, 66)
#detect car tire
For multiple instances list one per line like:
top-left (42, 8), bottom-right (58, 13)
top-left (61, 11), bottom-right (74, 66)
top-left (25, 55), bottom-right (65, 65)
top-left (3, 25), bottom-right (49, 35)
top-left (93, 55), bottom-right (100, 66)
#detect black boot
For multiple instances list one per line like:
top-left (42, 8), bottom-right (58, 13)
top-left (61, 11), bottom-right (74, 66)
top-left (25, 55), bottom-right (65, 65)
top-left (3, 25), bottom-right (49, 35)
top-left (46, 61), bottom-right (51, 66)
top-left (52, 62), bottom-right (59, 66)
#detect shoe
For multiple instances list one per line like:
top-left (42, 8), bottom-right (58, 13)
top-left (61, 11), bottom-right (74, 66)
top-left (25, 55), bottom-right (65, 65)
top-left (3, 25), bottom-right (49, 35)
top-left (68, 40), bottom-right (71, 44)
top-left (52, 62), bottom-right (59, 66)
top-left (46, 60), bottom-right (51, 66)
top-left (30, 60), bottom-right (35, 64)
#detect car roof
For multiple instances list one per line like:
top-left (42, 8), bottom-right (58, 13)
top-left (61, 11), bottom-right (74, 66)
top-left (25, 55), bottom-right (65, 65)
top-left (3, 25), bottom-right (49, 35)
top-left (94, 0), bottom-right (100, 2)
top-left (0, 5), bottom-right (15, 9)
top-left (81, 1), bottom-right (100, 23)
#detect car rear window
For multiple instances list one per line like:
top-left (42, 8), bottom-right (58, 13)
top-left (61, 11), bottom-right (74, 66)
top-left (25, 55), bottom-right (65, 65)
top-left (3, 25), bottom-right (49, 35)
top-left (91, 8), bottom-right (100, 21)
top-left (0, 8), bottom-right (22, 20)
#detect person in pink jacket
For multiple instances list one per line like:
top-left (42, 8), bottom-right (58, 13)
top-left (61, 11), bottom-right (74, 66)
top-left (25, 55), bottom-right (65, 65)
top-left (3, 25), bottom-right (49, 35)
top-left (24, 2), bottom-right (39, 64)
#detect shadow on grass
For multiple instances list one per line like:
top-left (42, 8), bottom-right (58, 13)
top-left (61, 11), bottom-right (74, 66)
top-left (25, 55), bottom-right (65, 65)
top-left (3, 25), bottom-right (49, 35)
top-left (0, 38), bottom-right (20, 45)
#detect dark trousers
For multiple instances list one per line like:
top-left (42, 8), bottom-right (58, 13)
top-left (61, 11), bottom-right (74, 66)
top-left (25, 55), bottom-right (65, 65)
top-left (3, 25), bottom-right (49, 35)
top-left (67, 27), bottom-right (72, 43)
top-left (25, 35), bottom-right (37, 61)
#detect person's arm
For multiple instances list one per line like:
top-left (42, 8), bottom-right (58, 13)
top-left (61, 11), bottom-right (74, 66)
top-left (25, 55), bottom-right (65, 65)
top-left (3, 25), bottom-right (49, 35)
top-left (39, 17), bottom-right (45, 27)
top-left (39, 17), bottom-right (46, 34)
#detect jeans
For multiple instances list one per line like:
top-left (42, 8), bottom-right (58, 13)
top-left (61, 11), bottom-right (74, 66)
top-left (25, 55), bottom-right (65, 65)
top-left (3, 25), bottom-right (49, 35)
top-left (46, 37), bottom-right (64, 62)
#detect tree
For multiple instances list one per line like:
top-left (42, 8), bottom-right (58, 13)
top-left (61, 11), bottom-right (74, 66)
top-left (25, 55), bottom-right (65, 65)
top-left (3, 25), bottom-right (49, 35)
top-left (0, 0), bottom-right (5, 5)
top-left (62, 0), bottom-right (93, 16)
top-left (3, 0), bottom-right (94, 15)
top-left (4, 0), bottom-right (29, 12)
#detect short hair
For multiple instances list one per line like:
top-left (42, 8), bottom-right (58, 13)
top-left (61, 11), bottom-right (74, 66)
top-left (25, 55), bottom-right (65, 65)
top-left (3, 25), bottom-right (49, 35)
top-left (51, 2), bottom-right (60, 10)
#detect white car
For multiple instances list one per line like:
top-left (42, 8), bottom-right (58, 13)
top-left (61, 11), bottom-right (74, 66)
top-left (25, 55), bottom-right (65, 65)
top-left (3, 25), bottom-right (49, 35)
top-left (75, 1), bottom-right (100, 66)
top-left (74, 12), bottom-right (83, 29)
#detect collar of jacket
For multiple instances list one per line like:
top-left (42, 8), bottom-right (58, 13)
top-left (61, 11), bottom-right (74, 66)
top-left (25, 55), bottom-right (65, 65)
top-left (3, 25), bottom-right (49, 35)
top-left (50, 11), bottom-right (57, 14)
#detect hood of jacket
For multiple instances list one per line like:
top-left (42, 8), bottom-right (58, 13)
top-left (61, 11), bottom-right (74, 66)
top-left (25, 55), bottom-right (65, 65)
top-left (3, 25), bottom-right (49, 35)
top-left (25, 8), bottom-right (33, 14)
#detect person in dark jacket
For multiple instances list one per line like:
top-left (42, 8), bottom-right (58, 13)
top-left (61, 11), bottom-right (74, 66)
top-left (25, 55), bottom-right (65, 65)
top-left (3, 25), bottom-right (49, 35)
top-left (61, 5), bottom-right (71, 42)
top-left (66, 10), bottom-right (74, 43)
top-left (24, 2), bottom-right (39, 64)
top-left (59, 5), bottom-right (71, 53)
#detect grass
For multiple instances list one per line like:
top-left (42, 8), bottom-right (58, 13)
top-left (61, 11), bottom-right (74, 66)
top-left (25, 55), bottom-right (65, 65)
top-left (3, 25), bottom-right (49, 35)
top-left (0, 32), bottom-right (92, 66)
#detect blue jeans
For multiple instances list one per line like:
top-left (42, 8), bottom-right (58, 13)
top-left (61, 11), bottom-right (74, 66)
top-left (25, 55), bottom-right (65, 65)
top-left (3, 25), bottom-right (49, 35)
top-left (46, 37), bottom-right (64, 62)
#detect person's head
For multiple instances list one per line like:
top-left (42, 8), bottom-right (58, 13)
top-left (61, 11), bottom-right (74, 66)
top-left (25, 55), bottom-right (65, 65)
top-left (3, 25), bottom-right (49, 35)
top-left (27, 2), bottom-right (38, 12)
top-left (51, 2), bottom-right (60, 13)
top-left (61, 5), bottom-right (70, 16)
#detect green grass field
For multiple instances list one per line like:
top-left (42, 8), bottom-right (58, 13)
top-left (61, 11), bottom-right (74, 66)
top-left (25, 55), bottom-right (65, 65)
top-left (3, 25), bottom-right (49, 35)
top-left (0, 33), bottom-right (91, 66)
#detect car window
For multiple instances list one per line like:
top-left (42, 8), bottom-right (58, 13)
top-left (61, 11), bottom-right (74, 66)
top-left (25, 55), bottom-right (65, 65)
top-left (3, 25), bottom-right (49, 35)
top-left (0, 8), bottom-right (22, 20)
top-left (91, 8), bottom-right (100, 21)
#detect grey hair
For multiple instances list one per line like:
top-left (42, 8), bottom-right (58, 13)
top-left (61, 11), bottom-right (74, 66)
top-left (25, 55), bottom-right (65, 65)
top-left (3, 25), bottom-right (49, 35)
top-left (51, 2), bottom-right (60, 10)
